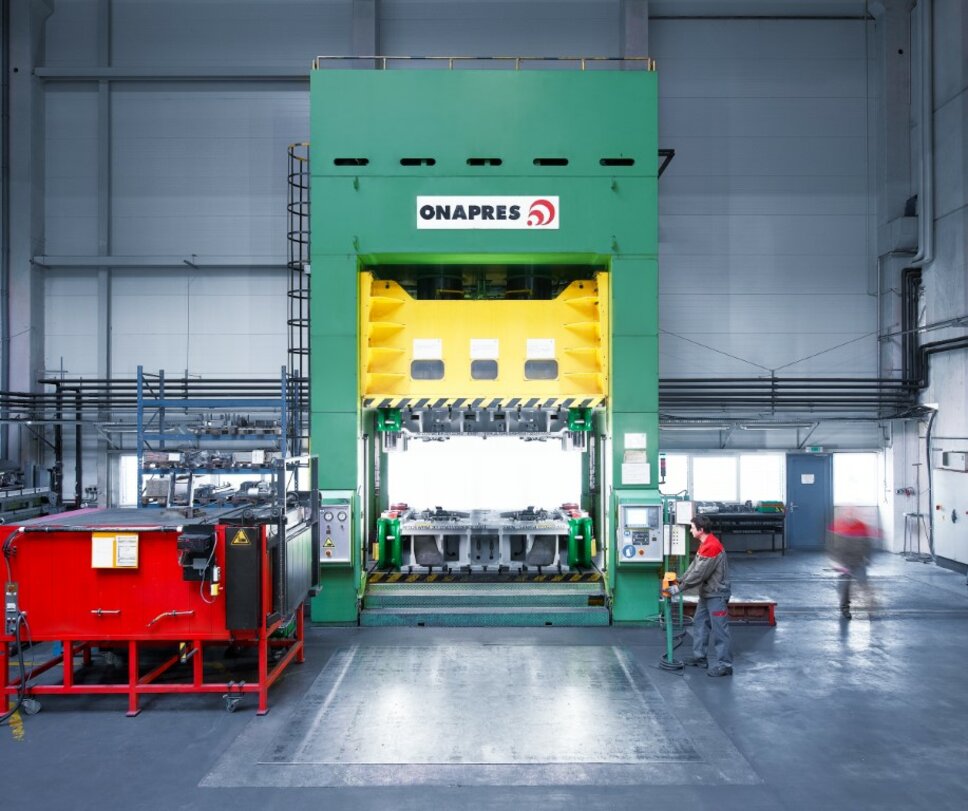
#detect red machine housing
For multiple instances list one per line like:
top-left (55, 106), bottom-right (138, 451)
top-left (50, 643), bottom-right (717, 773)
top-left (1, 505), bottom-right (317, 715)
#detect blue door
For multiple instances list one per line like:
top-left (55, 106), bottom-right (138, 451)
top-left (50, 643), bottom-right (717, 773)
top-left (785, 454), bottom-right (832, 550)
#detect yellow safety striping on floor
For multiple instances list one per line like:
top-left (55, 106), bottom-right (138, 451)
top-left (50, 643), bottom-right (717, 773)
top-left (367, 571), bottom-right (602, 584)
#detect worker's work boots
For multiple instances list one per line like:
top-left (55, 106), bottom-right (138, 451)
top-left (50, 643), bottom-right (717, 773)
top-left (707, 665), bottom-right (733, 677)
top-left (681, 655), bottom-right (707, 667)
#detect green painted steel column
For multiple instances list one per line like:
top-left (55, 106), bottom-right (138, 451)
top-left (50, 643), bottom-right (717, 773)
top-left (309, 67), bottom-right (661, 623)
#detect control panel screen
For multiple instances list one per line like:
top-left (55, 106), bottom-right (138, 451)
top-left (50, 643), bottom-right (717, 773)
top-left (625, 507), bottom-right (658, 528)
top-left (618, 504), bottom-right (663, 563)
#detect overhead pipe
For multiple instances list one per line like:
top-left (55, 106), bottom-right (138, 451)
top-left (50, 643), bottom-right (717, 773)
top-left (911, 0), bottom-right (934, 269)
top-left (1, 0), bottom-right (10, 459)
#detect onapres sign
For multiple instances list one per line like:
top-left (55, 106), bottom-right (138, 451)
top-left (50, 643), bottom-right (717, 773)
top-left (416, 196), bottom-right (559, 230)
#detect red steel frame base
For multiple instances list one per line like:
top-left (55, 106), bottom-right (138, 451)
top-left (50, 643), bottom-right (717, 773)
top-left (2, 606), bottom-right (305, 716)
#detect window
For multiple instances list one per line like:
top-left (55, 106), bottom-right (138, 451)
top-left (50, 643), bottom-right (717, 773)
top-left (692, 456), bottom-right (737, 502)
top-left (739, 454), bottom-right (784, 503)
top-left (834, 453), bottom-right (879, 506)
top-left (118, 454), bottom-right (138, 507)
top-left (659, 454), bottom-right (688, 496)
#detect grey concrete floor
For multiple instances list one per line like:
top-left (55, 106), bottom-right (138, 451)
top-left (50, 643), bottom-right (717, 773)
top-left (2, 551), bottom-right (967, 811)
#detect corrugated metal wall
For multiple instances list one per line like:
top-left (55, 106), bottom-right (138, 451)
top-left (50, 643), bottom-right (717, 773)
top-left (655, 18), bottom-right (874, 378)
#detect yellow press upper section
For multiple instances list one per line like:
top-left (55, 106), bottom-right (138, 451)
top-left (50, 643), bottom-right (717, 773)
top-left (360, 272), bottom-right (610, 407)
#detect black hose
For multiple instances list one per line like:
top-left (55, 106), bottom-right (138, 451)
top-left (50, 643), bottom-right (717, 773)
top-left (926, 408), bottom-right (938, 561)
top-left (0, 615), bottom-right (28, 725)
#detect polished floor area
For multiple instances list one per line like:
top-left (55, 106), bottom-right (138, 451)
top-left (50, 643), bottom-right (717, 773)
top-left (2, 551), bottom-right (967, 810)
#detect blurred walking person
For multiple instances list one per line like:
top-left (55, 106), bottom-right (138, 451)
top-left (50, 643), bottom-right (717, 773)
top-left (827, 509), bottom-right (877, 619)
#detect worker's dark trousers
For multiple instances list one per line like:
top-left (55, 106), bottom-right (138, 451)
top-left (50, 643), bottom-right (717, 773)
top-left (693, 592), bottom-right (732, 668)
top-left (838, 574), bottom-right (853, 610)
top-left (837, 566), bottom-right (867, 610)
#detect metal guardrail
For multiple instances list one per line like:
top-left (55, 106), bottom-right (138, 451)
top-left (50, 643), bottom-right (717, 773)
top-left (312, 55), bottom-right (656, 71)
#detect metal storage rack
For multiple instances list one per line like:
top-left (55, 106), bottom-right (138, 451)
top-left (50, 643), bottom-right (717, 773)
top-left (135, 366), bottom-right (293, 509)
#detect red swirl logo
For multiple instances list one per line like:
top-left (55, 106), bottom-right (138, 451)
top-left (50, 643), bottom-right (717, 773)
top-left (527, 198), bottom-right (556, 227)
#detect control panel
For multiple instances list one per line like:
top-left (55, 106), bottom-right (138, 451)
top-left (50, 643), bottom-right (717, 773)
top-left (670, 524), bottom-right (687, 556)
top-left (320, 495), bottom-right (352, 564)
top-left (5, 582), bottom-right (20, 635)
top-left (617, 503), bottom-right (663, 563)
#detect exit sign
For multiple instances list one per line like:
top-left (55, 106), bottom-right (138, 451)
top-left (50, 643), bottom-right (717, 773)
top-left (805, 446), bottom-right (824, 453)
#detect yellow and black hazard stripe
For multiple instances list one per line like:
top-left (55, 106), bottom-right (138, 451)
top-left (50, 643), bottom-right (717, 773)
top-left (362, 396), bottom-right (605, 410)
top-left (367, 570), bottom-right (602, 584)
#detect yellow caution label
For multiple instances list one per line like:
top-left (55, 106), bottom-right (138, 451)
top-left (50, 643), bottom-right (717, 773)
top-left (324, 538), bottom-right (335, 547)
top-left (230, 530), bottom-right (251, 546)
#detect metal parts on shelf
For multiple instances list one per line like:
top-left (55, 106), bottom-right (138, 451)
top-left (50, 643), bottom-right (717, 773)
top-left (136, 367), bottom-right (295, 511)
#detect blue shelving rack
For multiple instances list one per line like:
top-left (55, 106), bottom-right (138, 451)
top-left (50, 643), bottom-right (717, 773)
top-left (136, 367), bottom-right (292, 508)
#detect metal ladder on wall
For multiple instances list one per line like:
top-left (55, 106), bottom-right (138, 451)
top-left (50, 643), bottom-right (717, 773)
top-left (287, 143), bottom-right (311, 457)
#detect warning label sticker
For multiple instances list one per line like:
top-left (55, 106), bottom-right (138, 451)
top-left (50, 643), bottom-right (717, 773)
top-left (230, 530), bottom-right (251, 546)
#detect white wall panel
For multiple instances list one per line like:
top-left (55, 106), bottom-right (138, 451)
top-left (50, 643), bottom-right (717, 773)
top-left (928, 350), bottom-right (968, 563)
top-left (659, 328), bottom-right (876, 377)
top-left (44, 270), bottom-right (100, 377)
top-left (662, 174), bottom-right (867, 218)
top-left (381, 0), bottom-right (618, 56)
top-left (45, 85), bottom-right (99, 255)
top-left (934, 93), bottom-right (967, 221)
top-left (664, 137), bottom-right (867, 180)
top-left (661, 97), bottom-right (867, 137)
top-left (111, 0), bottom-right (353, 67)
top-left (661, 254), bottom-right (867, 294)
top-left (110, 84), bottom-right (308, 260)
top-left (654, 18), bottom-right (875, 380)
top-left (650, 19), bottom-right (862, 60)
top-left (660, 213), bottom-right (867, 257)
top-left (925, 210), bottom-right (968, 327)
top-left (658, 57), bottom-right (867, 98)
top-left (44, 0), bottom-right (100, 67)
top-left (110, 268), bottom-right (287, 377)
top-left (933, 0), bottom-right (968, 108)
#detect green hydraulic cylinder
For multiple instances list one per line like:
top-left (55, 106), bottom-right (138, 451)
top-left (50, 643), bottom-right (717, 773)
top-left (376, 516), bottom-right (403, 570)
top-left (377, 408), bottom-right (402, 432)
top-left (567, 407), bottom-right (594, 433)
top-left (566, 516), bottom-right (595, 568)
